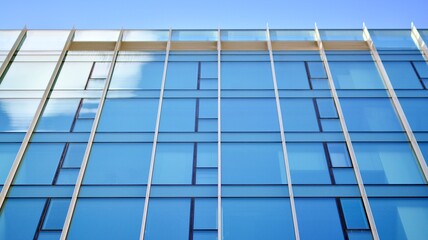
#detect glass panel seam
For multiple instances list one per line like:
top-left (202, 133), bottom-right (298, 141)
top-left (266, 26), bottom-right (300, 240)
top-left (0, 29), bottom-right (75, 210)
top-left (315, 24), bottom-right (380, 240)
top-left (140, 29), bottom-right (172, 240)
top-left (60, 30), bottom-right (124, 240)
top-left (363, 25), bottom-right (428, 180)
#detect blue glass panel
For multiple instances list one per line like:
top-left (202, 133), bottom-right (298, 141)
top-left (400, 98), bottom-right (428, 131)
top-left (198, 119), bottom-right (217, 132)
top-left (311, 78), bottom-right (330, 89)
top-left (413, 62), bottom-right (428, 78)
top-left (69, 198), bottom-right (144, 240)
top-left (287, 143), bottom-right (331, 184)
top-left (145, 198), bottom-right (191, 240)
top-left (0, 62), bottom-right (56, 90)
top-left (295, 198), bottom-right (344, 240)
top-left (123, 30), bottom-right (169, 41)
top-left (275, 62), bottom-right (310, 89)
top-left (270, 30), bottom-right (314, 41)
top-left (419, 143), bottom-right (428, 165)
top-left (152, 143), bottom-right (193, 184)
top-left (194, 198), bottom-right (217, 229)
top-left (340, 98), bottom-right (403, 132)
top-left (43, 199), bottom-right (70, 230)
top-left (36, 99), bottom-right (80, 132)
top-left (321, 119), bottom-right (342, 132)
top-left (280, 99), bottom-right (319, 132)
top-left (320, 30), bottom-right (364, 41)
top-left (370, 30), bottom-right (418, 50)
top-left (56, 169), bottom-right (79, 184)
top-left (222, 62), bottom-right (273, 89)
top-left (165, 62), bottom-right (198, 89)
top-left (78, 99), bottom-right (99, 119)
top-left (222, 198), bottom-right (294, 239)
top-left (221, 30), bottom-right (266, 41)
top-left (62, 143), bottom-right (86, 168)
top-left (199, 99), bottom-right (217, 118)
top-left (370, 198), bottom-right (428, 240)
top-left (383, 62), bottom-right (422, 89)
top-left (222, 143), bottom-right (286, 184)
top-left (84, 143), bottom-right (152, 184)
top-left (0, 143), bottom-right (20, 185)
top-left (200, 79), bottom-right (217, 90)
top-left (72, 119), bottom-right (93, 132)
top-left (0, 99), bottom-right (39, 132)
top-left (333, 168), bottom-right (357, 184)
top-left (172, 30), bottom-right (217, 41)
top-left (0, 198), bottom-right (46, 240)
top-left (38, 232), bottom-right (61, 240)
top-left (317, 98), bottom-right (338, 118)
top-left (110, 62), bottom-right (164, 89)
top-left (197, 143), bottom-right (217, 168)
top-left (308, 61), bottom-right (327, 78)
top-left (341, 198), bottom-right (369, 229)
top-left (197, 168), bottom-right (217, 184)
top-left (98, 99), bottom-right (158, 132)
top-left (160, 99), bottom-right (196, 132)
top-left (14, 143), bottom-right (64, 184)
top-left (347, 231), bottom-right (372, 240)
top-left (328, 143), bottom-right (352, 167)
top-left (200, 62), bottom-right (217, 78)
top-left (54, 62), bottom-right (92, 89)
top-left (222, 99), bottom-right (280, 132)
top-left (329, 62), bottom-right (385, 89)
top-left (354, 143), bottom-right (425, 184)
top-left (193, 231), bottom-right (217, 240)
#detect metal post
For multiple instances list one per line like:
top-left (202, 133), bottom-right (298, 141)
top-left (266, 25), bottom-right (300, 240)
top-left (217, 28), bottom-right (222, 240)
top-left (139, 29), bottom-right (172, 240)
top-left (0, 29), bottom-right (75, 209)
top-left (314, 24), bottom-right (380, 240)
top-left (60, 29), bottom-right (124, 240)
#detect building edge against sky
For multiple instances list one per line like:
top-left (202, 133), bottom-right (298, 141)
top-left (0, 25), bottom-right (428, 239)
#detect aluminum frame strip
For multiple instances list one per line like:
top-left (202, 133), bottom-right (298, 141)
top-left (217, 28), bottom-right (222, 240)
top-left (266, 25), bottom-right (300, 240)
top-left (315, 24), bottom-right (380, 240)
top-left (139, 29), bottom-right (172, 240)
top-left (0, 27), bottom-right (27, 80)
top-left (0, 29), bottom-right (75, 210)
top-left (411, 23), bottom-right (428, 62)
top-left (60, 30), bottom-right (124, 240)
top-left (363, 24), bottom-right (428, 180)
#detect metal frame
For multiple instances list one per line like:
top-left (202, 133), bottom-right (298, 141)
top-left (266, 25), bottom-right (300, 240)
top-left (60, 30), bottom-right (124, 240)
top-left (0, 27), bottom-right (27, 80)
top-left (363, 24), bottom-right (428, 180)
top-left (0, 29), bottom-right (76, 209)
top-left (217, 28), bottom-right (222, 240)
top-left (314, 24), bottom-right (380, 240)
top-left (411, 23), bottom-right (428, 62)
top-left (139, 29), bottom-right (172, 240)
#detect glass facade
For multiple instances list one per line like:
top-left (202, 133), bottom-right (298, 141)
top-left (0, 27), bottom-right (427, 240)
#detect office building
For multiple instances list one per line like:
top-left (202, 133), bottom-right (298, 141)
top-left (0, 26), bottom-right (428, 239)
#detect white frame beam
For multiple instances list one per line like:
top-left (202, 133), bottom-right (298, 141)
top-left (411, 23), bottom-right (428, 61)
top-left (217, 28), bottom-right (223, 240)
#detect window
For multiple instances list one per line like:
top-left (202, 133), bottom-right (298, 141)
top-left (0, 143), bottom-right (20, 185)
top-left (222, 143), bottom-right (286, 184)
top-left (0, 62), bottom-right (57, 90)
top-left (54, 62), bottom-right (92, 89)
top-left (222, 62), bottom-right (273, 89)
top-left (36, 99), bottom-right (80, 132)
top-left (280, 98), bottom-right (319, 132)
top-left (0, 99), bottom-right (39, 132)
top-left (110, 62), bottom-right (164, 89)
top-left (152, 144), bottom-right (193, 184)
top-left (383, 62), bottom-right (422, 89)
top-left (329, 62), bottom-right (384, 89)
top-left (275, 62), bottom-right (310, 89)
top-left (400, 98), bottom-right (428, 131)
top-left (159, 99), bottom-right (196, 132)
top-left (165, 62), bottom-right (198, 89)
top-left (353, 143), bottom-right (425, 184)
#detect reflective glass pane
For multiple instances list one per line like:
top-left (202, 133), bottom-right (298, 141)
top-left (287, 143), bottom-right (331, 184)
top-left (159, 99), bottom-right (196, 132)
top-left (110, 62), bottom-right (164, 89)
top-left (152, 144), bottom-right (193, 184)
top-left (354, 143), bottom-right (425, 184)
top-left (165, 62), bottom-right (198, 89)
top-left (62, 143), bottom-right (86, 168)
top-left (308, 61), bottom-right (327, 78)
top-left (317, 98), bottom-right (338, 118)
top-left (0, 143), bottom-right (20, 185)
top-left (221, 30), bottom-right (266, 41)
top-left (383, 62), bottom-right (422, 89)
top-left (20, 30), bottom-right (69, 50)
top-left (222, 143), bottom-right (286, 184)
top-left (0, 31), bottom-right (20, 51)
top-left (14, 143), bottom-right (64, 184)
top-left (319, 30), bottom-right (364, 41)
top-left (123, 30), bottom-right (169, 41)
top-left (270, 30), bottom-right (315, 41)
top-left (43, 199), bottom-right (70, 230)
top-left (0, 99), bottom-right (39, 132)
top-left (222, 99), bottom-right (279, 132)
top-left (400, 98), bottom-right (428, 131)
top-left (329, 62), bottom-right (384, 89)
top-left (194, 198), bottom-right (217, 229)
top-left (340, 198), bottom-right (369, 229)
top-left (84, 143), bottom-right (152, 184)
top-left (54, 62), bottom-right (92, 89)
top-left (222, 62), bottom-right (273, 89)
top-left (36, 99), bottom-right (80, 132)
top-left (370, 30), bottom-right (418, 50)
top-left (370, 198), bottom-right (428, 240)
top-left (69, 198), bottom-right (144, 240)
top-left (74, 30), bottom-right (119, 41)
top-left (197, 143), bottom-right (217, 168)
top-left (172, 30), bottom-right (217, 41)
top-left (327, 143), bottom-right (352, 167)
top-left (295, 198), bottom-right (344, 240)
top-left (340, 98), bottom-right (403, 132)
top-left (222, 198), bottom-right (294, 239)
top-left (275, 62), bottom-right (310, 89)
top-left (145, 198), bottom-right (191, 240)
top-left (413, 62), bottom-right (428, 78)
top-left (98, 99), bottom-right (158, 132)
top-left (200, 62), bottom-right (217, 78)
top-left (281, 99), bottom-right (319, 132)
top-left (0, 62), bottom-right (56, 89)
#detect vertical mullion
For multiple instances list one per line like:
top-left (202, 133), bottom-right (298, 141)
top-left (60, 29), bottom-right (124, 240)
top-left (0, 27), bottom-right (27, 80)
top-left (363, 24), bottom-right (428, 180)
top-left (314, 24), bottom-right (380, 240)
top-left (266, 26), bottom-right (300, 240)
top-left (0, 29), bottom-right (75, 210)
top-left (217, 28), bottom-right (222, 240)
top-left (411, 23), bottom-right (428, 62)
top-left (139, 29), bottom-right (172, 240)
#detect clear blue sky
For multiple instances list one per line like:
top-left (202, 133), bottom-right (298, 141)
top-left (1, 0), bottom-right (427, 29)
